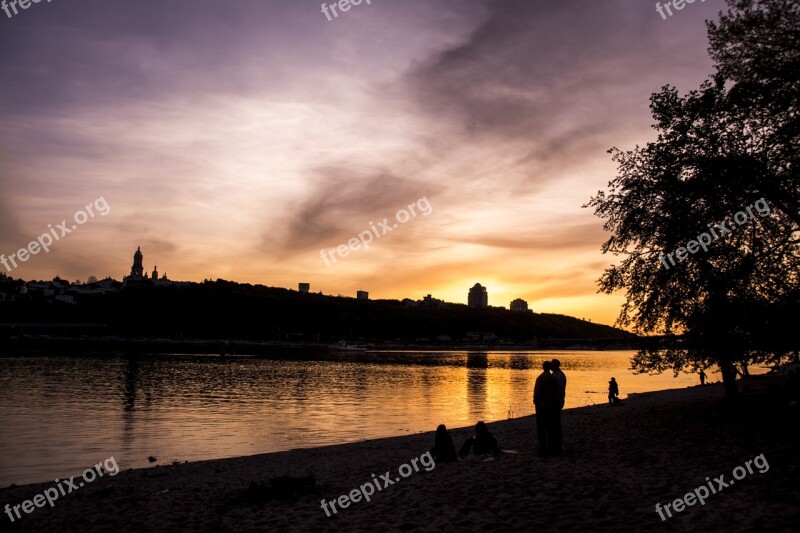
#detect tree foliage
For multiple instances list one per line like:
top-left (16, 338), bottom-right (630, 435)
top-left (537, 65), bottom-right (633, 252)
top-left (586, 0), bottom-right (799, 395)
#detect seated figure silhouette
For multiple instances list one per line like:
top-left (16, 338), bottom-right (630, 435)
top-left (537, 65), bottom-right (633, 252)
top-left (608, 377), bottom-right (623, 405)
top-left (459, 421), bottom-right (500, 458)
top-left (430, 424), bottom-right (458, 462)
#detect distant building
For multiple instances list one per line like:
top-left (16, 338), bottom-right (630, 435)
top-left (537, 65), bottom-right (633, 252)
top-left (129, 246), bottom-right (144, 278)
top-left (420, 294), bottom-right (446, 309)
top-left (123, 247), bottom-right (171, 287)
top-left (510, 298), bottom-right (530, 312)
top-left (468, 283), bottom-right (488, 308)
top-left (26, 281), bottom-right (54, 296)
top-left (465, 331), bottom-right (497, 343)
top-left (299, 283), bottom-right (310, 294)
top-left (357, 290), bottom-right (369, 300)
top-left (72, 277), bottom-right (121, 295)
top-left (55, 294), bottom-right (76, 305)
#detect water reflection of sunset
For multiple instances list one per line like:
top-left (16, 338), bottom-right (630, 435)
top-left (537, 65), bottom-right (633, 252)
top-left (0, 351), bottom-right (731, 485)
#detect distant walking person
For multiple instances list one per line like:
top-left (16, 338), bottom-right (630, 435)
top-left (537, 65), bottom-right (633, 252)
top-left (699, 369), bottom-right (707, 386)
top-left (608, 377), bottom-right (622, 405)
top-left (430, 424), bottom-right (458, 463)
top-left (551, 359), bottom-right (567, 454)
top-left (533, 361), bottom-right (560, 457)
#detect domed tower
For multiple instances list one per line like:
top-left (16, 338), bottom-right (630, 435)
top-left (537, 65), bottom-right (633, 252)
top-left (152, 265), bottom-right (158, 280)
top-left (130, 246), bottom-right (144, 279)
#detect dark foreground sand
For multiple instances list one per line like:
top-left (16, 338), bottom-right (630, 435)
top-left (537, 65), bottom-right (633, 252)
top-left (2, 382), bottom-right (798, 532)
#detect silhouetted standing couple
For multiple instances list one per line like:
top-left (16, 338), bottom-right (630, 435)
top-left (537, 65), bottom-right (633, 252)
top-left (533, 359), bottom-right (566, 457)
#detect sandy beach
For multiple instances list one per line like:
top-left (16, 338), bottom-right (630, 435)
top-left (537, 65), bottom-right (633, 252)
top-left (2, 381), bottom-right (797, 532)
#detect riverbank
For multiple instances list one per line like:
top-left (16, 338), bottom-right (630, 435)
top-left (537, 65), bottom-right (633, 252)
top-left (2, 381), bottom-right (797, 532)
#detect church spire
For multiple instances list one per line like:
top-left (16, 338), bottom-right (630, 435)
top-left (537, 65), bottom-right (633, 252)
top-left (130, 247), bottom-right (144, 278)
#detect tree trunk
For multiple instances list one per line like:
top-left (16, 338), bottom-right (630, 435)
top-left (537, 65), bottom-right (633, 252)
top-left (719, 358), bottom-right (739, 398)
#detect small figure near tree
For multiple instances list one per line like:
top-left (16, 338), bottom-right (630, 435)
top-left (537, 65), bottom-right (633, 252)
top-left (608, 377), bottom-right (622, 406)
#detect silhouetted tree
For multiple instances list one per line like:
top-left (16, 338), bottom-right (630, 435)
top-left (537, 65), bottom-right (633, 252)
top-left (586, 0), bottom-right (799, 397)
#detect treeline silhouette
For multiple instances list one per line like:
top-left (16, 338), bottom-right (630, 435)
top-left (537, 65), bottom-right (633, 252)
top-left (1, 279), bottom-right (631, 343)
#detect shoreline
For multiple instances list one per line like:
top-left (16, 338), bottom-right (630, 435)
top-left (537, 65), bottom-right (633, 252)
top-left (3, 381), bottom-right (797, 531)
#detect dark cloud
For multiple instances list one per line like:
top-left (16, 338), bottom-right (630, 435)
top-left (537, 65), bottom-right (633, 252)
top-left (404, 0), bottom-right (719, 186)
top-left (272, 165), bottom-right (439, 254)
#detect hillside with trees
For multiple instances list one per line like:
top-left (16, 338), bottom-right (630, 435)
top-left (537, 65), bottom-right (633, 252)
top-left (0, 278), bottom-right (631, 344)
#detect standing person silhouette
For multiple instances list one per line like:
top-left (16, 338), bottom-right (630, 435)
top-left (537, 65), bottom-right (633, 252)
top-left (551, 359), bottom-right (567, 455)
top-left (533, 361), bottom-right (560, 457)
top-left (699, 369), bottom-right (707, 386)
top-left (608, 377), bottom-right (622, 405)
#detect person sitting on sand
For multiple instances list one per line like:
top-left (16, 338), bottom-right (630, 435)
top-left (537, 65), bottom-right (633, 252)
top-left (458, 421), bottom-right (500, 458)
top-left (608, 377), bottom-right (622, 405)
top-left (430, 424), bottom-right (458, 462)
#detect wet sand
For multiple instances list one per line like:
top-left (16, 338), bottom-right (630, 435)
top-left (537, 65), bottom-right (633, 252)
top-left (2, 382), bottom-right (798, 532)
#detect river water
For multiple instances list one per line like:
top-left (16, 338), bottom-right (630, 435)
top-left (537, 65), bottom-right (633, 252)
top-left (0, 350), bottom-right (706, 486)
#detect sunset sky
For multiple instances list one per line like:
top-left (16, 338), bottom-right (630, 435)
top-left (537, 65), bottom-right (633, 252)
top-left (0, 0), bottom-right (726, 326)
